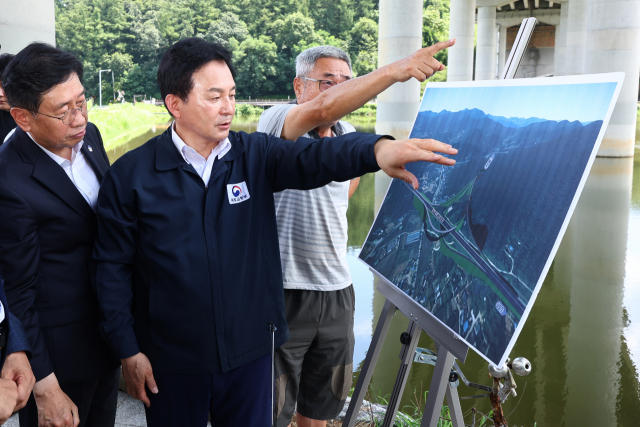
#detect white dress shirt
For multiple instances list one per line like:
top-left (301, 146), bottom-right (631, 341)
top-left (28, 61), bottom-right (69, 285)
top-left (171, 122), bottom-right (231, 185)
top-left (28, 133), bottom-right (101, 210)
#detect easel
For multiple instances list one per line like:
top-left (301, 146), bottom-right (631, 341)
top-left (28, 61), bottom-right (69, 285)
top-left (343, 17), bottom-right (538, 427)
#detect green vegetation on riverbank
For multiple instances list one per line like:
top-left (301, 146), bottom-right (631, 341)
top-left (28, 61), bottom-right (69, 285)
top-left (90, 103), bottom-right (171, 149)
top-left (234, 102), bottom-right (379, 124)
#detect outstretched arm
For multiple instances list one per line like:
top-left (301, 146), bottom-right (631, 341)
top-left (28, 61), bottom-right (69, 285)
top-left (266, 132), bottom-right (457, 193)
top-left (279, 40), bottom-right (455, 141)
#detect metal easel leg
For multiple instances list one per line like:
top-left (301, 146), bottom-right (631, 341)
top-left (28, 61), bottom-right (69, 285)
top-left (420, 345), bottom-right (456, 427)
top-left (343, 299), bottom-right (397, 427)
top-left (445, 379), bottom-right (465, 427)
top-left (381, 320), bottom-right (422, 427)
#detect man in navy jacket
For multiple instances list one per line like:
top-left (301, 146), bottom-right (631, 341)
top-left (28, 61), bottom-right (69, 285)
top-left (93, 38), bottom-right (457, 427)
top-left (0, 275), bottom-right (34, 424)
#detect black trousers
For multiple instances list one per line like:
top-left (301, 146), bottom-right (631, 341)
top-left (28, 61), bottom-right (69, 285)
top-left (19, 367), bottom-right (119, 427)
top-left (144, 354), bottom-right (271, 427)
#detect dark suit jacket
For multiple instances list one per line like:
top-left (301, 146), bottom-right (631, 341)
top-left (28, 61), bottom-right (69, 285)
top-left (0, 124), bottom-right (119, 384)
top-left (0, 275), bottom-right (30, 366)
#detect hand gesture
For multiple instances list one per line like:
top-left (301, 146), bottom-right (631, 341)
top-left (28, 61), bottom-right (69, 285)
top-left (121, 352), bottom-right (158, 407)
top-left (391, 39), bottom-right (456, 82)
top-left (1, 351), bottom-right (35, 411)
top-left (0, 378), bottom-right (18, 424)
top-left (374, 138), bottom-right (457, 188)
top-left (33, 373), bottom-right (79, 427)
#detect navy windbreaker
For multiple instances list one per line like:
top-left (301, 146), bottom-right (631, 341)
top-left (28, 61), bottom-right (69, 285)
top-left (93, 128), bottom-right (384, 373)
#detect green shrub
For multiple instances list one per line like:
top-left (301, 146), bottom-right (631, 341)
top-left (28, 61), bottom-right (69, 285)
top-left (235, 103), bottom-right (266, 117)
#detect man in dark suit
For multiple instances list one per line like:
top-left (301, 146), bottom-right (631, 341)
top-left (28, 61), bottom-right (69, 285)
top-left (0, 43), bottom-right (119, 427)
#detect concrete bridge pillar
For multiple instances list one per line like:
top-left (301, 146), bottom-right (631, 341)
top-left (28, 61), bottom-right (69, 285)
top-left (554, 2), bottom-right (569, 76)
top-left (376, 0), bottom-right (423, 139)
top-left (475, 7), bottom-right (497, 80)
top-left (0, 0), bottom-right (55, 54)
top-left (448, 0), bottom-right (477, 81)
top-left (565, 0), bottom-right (588, 75)
top-left (584, 0), bottom-right (640, 157)
top-left (498, 25), bottom-right (507, 78)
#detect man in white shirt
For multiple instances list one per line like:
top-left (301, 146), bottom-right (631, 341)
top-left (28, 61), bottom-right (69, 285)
top-left (257, 41), bottom-right (454, 427)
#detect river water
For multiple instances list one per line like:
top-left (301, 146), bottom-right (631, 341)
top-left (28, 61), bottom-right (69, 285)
top-left (107, 119), bottom-right (639, 427)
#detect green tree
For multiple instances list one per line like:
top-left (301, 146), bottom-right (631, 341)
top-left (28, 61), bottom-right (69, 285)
top-left (270, 12), bottom-right (315, 52)
top-left (308, 0), bottom-right (354, 40)
top-left (352, 0), bottom-right (378, 21)
top-left (349, 18), bottom-right (378, 76)
top-left (423, 0), bottom-right (450, 65)
top-left (205, 12), bottom-right (249, 49)
top-left (179, 23), bottom-right (195, 40)
top-left (350, 18), bottom-right (377, 54)
top-left (100, 52), bottom-right (135, 90)
top-left (54, 0), bottom-right (451, 99)
top-left (234, 35), bottom-right (278, 98)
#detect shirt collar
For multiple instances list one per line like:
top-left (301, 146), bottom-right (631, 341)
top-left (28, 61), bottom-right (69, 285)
top-left (171, 122), bottom-right (231, 162)
top-left (27, 132), bottom-right (83, 166)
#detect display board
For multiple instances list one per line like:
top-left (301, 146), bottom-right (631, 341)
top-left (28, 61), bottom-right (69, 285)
top-left (359, 74), bottom-right (623, 366)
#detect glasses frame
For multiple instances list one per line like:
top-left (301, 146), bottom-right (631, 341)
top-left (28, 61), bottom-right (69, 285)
top-left (33, 96), bottom-right (95, 126)
top-left (299, 76), bottom-right (343, 92)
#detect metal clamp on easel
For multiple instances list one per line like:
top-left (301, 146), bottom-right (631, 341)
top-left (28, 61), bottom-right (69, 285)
top-left (343, 17), bottom-right (537, 427)
top-left (413, 348), bottom-right (532, 426)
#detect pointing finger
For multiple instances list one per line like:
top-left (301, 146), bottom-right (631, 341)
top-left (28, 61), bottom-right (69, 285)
top-left (424, 39), bottom-right (456, 56)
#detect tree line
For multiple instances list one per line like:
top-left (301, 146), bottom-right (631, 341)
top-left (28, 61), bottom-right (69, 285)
top-left (55, 0), bottom-right (450, 101)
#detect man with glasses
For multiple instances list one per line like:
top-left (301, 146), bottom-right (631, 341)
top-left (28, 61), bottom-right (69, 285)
top-left (257, 42), bottom-right (453, 427)
top-left (0, 43), bottom-right (119, 427)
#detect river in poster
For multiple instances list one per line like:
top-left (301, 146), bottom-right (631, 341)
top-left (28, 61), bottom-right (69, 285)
top-left (359, 74), bottom-right (623, 366)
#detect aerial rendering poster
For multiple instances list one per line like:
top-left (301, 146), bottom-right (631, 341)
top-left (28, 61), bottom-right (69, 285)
top-left (359, 74), bottom-right (623, 366)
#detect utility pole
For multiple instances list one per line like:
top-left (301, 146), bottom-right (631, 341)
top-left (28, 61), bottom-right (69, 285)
top-left (98, 69), bottom-right (111, 107)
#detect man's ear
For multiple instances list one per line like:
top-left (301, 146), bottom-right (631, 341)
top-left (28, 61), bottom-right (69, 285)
top-left (293, 77), bottom-right (304, 100)
top-left (165, 94), bottom-right (182, 118)
top-left (10, 108), bottom-right (32, 133)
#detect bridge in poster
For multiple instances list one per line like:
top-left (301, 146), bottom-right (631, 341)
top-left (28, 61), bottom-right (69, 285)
top-left (403, 180), bottom-right (527, 318)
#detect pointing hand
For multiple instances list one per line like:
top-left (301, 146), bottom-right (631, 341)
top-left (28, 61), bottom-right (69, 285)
top-left (374, 138), bottom-right (457, 189)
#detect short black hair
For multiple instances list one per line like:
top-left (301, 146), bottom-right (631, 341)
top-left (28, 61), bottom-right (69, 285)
top-left (0, 53), bottom-right (14, 81)
top-left (158, 38), bottom-right (236, 116)
top-left (2, 43), bottom-right (83, 113)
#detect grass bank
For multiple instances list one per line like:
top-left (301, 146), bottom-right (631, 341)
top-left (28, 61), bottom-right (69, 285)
top-left (235, 102), bottom-right (379, 125)
top-left (90, 103), bottom-right (171, 150)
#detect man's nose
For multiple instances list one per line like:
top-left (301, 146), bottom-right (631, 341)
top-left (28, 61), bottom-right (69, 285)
top-left (220, 96), bottom-right (234, 115)
top-left (71, 108), bottom-right (87, 127)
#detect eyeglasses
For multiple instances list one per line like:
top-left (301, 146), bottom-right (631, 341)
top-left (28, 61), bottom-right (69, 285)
top-left (34, 96), bottom-right (95, 125)
top-left (299, 76), bottom-right (346, 92)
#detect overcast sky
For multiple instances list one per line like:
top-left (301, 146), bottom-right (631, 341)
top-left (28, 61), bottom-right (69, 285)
top-left (419, 82), bottom-right (618, 123)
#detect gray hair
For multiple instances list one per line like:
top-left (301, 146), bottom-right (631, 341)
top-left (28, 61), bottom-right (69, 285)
top-left (295, 45), bottom-right (352, 77)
